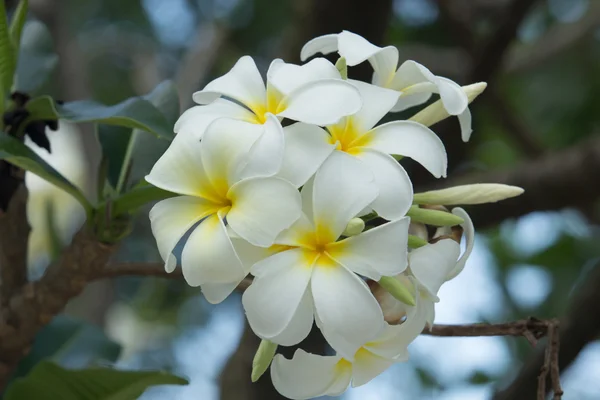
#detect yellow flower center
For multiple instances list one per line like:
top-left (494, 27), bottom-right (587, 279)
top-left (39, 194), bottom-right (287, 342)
top-left (327, 118), bottom-right (371, 155)
top-left (249, 84), bottom-right (286, 124)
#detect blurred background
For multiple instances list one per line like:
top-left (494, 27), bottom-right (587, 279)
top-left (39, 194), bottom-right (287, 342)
top-left (11, 0), bottom-right (600, 398)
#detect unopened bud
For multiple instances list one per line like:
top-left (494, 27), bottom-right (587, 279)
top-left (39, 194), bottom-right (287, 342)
top-left (378, 276), bottom-right (416, 306)
top-left (406, 205), bottom-right (464, 227)
top-left (342, 218), bottom-right (365, 236)
top-left (413, 184), bottom-right (524, 206)
top-left (408, 234), bottom-right (428, 248)
top-left (409, 82), bottom-right (487, 128)
top-left (251, 339), bottom-right (277, 382)
top-left (335, 57), bottom-right (348, 80)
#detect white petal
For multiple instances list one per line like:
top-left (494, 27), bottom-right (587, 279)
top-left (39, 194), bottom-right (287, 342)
top-left (227, 177), bottom-right (302, 247)
top-left (174, 99), bottom-right (257, 140)
top-left (192, 55), bottom-right (266, 113)
top-left (300, 34), bottom-right (339, 61)
top-left (243, 249), bottom-right (313, 344)
top-left (274, 213), bottom-right (316, 249)
top-left (201, 280), bottom-right (243, 305)
top-left (269, 57), bottom-right (341, 95)
top-left (390, 92), bottom-right (433, 112)
top-left (271, 350), bottom-right (351, 400)
top-left (409, 239), bottom-right (461, 299)
top-left (351, 349), bottom-right (395, 387)
top-left (300, 176), bottom-right (315, 221)
top-left (458, 107), bottom-right (473, 142)
top-left (149, 196), bottom-right (219, 274)
top-left (436, 77), bottom-right (469, 115)
top-left (146, 128), bottom-right (221, 200)
top-left (328, 218), bottom-right (410, 279)
top-left (366, 121), bottom-right (447, 178)
top-left (268, 288), bottom-right (315, 346)
top-left (181, 213), bottom-right (245, 286)
top-left (312, 151), bottom-right (377, 243)
top-left (278, 79), bottom-right (361, 126)
top-left (446, 207), bottom-right (475, 280)
top-left (236, 114), bottom-right (284, 180)
top-left (337, 31), bottom-right (398, 75)
top-left (348, 79), bottom-right (399, 133)
top-left (390, 60), bottom-right (434, 91)
top-left (365, 306), bottom-right (425, 359)
top-left (277, 123), bottom-right (335, 187)
top-left (200, 117), bottom-right (262, 190)
top-left (312, 258), bottom-right (384, 351)
top-left (230, 235), bottom-right (274, 273)
top-left (354, 149), bottom-right (413, 219)
top-left (370, 275), bottom-right (417, 325)
top-left (315, 316), bottom-right (363, 360)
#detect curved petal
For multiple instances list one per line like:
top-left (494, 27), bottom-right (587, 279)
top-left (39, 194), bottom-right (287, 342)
top-left (446, 207), bottom-right (475, 280)
top-left (390, 92), bottom-right (433, 113)
top-left (351, 348), bottom-right (395, 387)
top-left (300, 176), bottom-right (315, 221)
top-left (277, 122), bottom-right (335, 187)
top-left (227, 177), bottom-right (302, 247)
top-left (348, 79), bottom-right (399, 133)
top-left (328, 217), bottom-right (410, 279)
top-left (149, 196), bottom-right (219, 274)
top-left (278, 79), bottom-right (361, 126)
top-left (271, 350), bottom-right (351, 400)
top-left (312, 151), bottom-right (377, 243)
top-left (409, 239), bottom-right (460, 299)
top-left (236, 114), bottom-right (285, 180)
top-left (365, 306), bottom-right (425, 359)
top-left (312, 258), bottom-right (384, 351)
top-left (192, 55), bottom-right (266, 114)
top-left (174, 99), bottom-right (257, 140)
top-left (200, 117), bottom-right (263, 191)
top-left (300, 34), bottom-right (339, 61)
top-left (268, 288), bottom-right (315, 346)
top-left (337, 31), bottom-right (398, 75)
top-left (201, 280), bottom-right (244, 305)
top-left (390, 60), bottom-right (433, 92)
top-left (243, 249), bottom-right (314, 344)
top-left (269, 57), bottom-right (341, 95)
top-left (365, 121), bottom-right (447, 178)
top-left (274, 213), bottom-right (316, 249)
top-left (354, 149), bottom-right (413, 219)
top-left (180, 212), bottom-right (246, 286)
top-left (146, 128), bottom-right (221, 200)
top-left (370, 275), bottom-right (417, 325)
top-left (436, 77), bottom-right (469, 116)
top-left (458, 107), bottom-right (473, 142)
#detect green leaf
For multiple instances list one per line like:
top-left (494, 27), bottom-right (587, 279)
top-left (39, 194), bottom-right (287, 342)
top-left (9, 0), bottom-right (28, 51)
top-left (110, 185), bottom-right (177, 217)
top-left (25, 95), bottom-right (173, 139)
top-left (15, 20), bottom-right (57, 93)
top-left (12, 315), bottom-right (121, 379)
top-left (468, 370), bottom-right (493, 385)
top-left (5, 361), bottom-right (188, 400)
top-left (0, 1), bottom-right (14, 93)
top-left (0, 132), bottom-right (91, 212)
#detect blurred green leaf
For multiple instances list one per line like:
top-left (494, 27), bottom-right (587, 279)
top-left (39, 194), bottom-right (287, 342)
top-left (0, 132), bottom-right (91, 211)
top-left (25, 95), bottom-right (173, 139)
top-left (5, 361), bottom-right (188, 400)
top-left (9, 0), bottom-right (28, 51)
top-left (468, 371), bottom-right (493, 385)
top-left (110, 185), bottom-right (177, 217)
top-left (13, 315), bottom-right (122, 379)
top-left (0, 0), bottom-right (14, 93)
top-left (15, 20), bottom-right (57, 93)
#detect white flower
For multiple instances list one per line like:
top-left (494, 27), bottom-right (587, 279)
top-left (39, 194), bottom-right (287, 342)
top-left (279, 79), bottom-right (446, 217)
top-left (270, 320), bottom-right (420, 400)
top-left (25, 121), bottom-right (100, 280)
top-left (372, 208), bottom-right (475, 326)
top-left (242, 151), bottom-right (410, 349)
top-left (301, 30), bottom-right (474, 141)
top-left (146, 115), bottom-right (302, 302)
top-left (176, 55), bottom-right (361, 140)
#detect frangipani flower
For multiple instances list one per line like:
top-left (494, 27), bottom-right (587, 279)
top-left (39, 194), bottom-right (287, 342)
top-left (243, 151), bottom-right (410, 349)
top-left (147, 115), bottom-right (302, 301)
top-left (270, 319), bottom-right (421, 400)
top-left (178, 55), bottom-right (361, 139)
top-left (279, 79), bottom-right (446, 218)
top-left (373, 208), bottom-right (475, 326)
top-left (301, 30), bottom-right (475, 141)
top-left (25, 121), bottom-right (100, 280)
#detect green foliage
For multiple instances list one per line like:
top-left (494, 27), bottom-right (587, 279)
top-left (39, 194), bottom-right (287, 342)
top-left (9, 0), bottom-right (28, 52)
top-left (0, 132), bottom-right (91, 211)
top-left (4, 361), bottom-right (188, 400)
top-left (12, 315), bottom-right (122, 379)
top-left (25, 95), bottom-right (173, 139)
top-left (0, 1), bottom-right (14, 94)
top-left (14, 20), bottom-right (58, 93)
top-left (110, 185), bottom-right (177, 218)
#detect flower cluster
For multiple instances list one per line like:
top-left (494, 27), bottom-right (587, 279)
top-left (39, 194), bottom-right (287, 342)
top-left (147, 31), bottom-right (522, 399)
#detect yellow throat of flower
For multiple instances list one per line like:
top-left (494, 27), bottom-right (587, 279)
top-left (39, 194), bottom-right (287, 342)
top-left (328, 118), bottom-right (370, 155)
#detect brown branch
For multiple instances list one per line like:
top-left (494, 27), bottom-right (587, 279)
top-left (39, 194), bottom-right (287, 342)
top-left (424, 318), bottom-right (548, 339)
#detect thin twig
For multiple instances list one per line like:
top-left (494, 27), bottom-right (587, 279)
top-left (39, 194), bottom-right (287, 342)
top-left (549, 321), bottom-right (563, 399)
top-left (539, 328), bottom-right (552, 400)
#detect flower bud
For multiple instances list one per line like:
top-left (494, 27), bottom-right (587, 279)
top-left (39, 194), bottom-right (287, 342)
top-left (378, 276), bottom-right (416, 306)
top-left (413, 184), bottom-right (524, 206)
top-left (335, 57), bottom-right (348, 80)
top-left (342, 217), bottom-right (365, 236)
top-left (406, 205), bottom-right (464, 227)
top-left (251, 339), bottom-right (278, 382)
